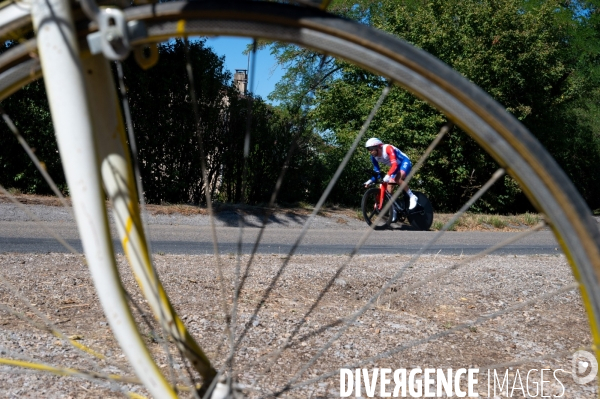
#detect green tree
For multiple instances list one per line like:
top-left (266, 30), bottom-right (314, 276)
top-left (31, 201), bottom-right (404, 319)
top-left (266, 0), bottom-right (600, 212)
top-left (0, 77), bottom-right (64, 195)
top-left (219, 99), bottom-right (325, 205)
top-left (0, 39), bottom-right (325, 206)
top-left (122, 39), bottom-right (232, 204)
top-left (123, 39), bottom-right (324, 205)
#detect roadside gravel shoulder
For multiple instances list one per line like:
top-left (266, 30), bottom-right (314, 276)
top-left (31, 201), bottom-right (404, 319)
top-left (3, 193), bottom-right (599, 232)
top-left (0, 197), bottom-right (365, 230)
top-left (0, 252), bottom-right (594, 397)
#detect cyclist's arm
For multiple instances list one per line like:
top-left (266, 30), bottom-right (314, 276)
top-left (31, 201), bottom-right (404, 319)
top-left (386, 146), bottom-right (400, 178)
top-left (370, 155), bottom-right (381, 182)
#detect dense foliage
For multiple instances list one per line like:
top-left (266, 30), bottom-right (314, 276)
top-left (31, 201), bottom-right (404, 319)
top-left (268, 0), bottom-right (600, 212)
top-left (0, 78), bottom-right (63, 195)
top-left (122, 39), bottom-right (322, 204)
top-left (0, 40), bottom-right (322, 205)
top-left (2, 0), bottom-right (600, 214)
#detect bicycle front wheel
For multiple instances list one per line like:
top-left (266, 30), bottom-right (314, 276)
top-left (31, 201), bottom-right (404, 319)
top-left (361, 187), bottom-right (392, 229)
top-left (0, 1), bottom-right (599, 398)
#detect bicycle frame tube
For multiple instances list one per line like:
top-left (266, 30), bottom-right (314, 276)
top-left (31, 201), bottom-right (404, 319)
top-left (84, 54), bottom-right (216, 384)
top-left (378, 182), bottom-right (388, 210)
top-left (30, 0), bottom-right (177, 396)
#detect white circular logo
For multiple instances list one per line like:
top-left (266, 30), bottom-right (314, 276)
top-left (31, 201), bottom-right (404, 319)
top-left (572, 350), bottom-right (598, 384)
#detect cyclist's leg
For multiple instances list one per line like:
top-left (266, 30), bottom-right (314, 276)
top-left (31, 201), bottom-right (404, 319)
top-left (393, 171), bottom-right (407, 191)
top-left (394, 164), bottom-right (411, 194)
top-left (396, 160), bottom-right (419, 209)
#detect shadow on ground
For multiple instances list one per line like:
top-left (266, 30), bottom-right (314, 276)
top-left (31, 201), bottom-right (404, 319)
top-left (213, 206), bottom-right (309, 228)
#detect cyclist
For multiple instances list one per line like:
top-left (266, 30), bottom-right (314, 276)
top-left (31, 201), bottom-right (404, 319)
top-left (363, 138), bottom-right (418, 213)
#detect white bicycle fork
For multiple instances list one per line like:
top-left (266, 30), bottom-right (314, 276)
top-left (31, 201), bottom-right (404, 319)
top-left (30, 0), bottom-right (177, 396)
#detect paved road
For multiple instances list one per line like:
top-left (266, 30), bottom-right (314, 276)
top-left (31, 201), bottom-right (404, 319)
top-left (0, 220), bottom-right (562, 255)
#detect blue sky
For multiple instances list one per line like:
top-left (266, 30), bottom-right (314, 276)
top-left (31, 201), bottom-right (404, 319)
top-left (204, 37), bottom-right (285, 102)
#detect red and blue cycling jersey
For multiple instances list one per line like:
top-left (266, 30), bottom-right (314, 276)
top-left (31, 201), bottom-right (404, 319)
top-left (370, 144), bottom-right (412, 182)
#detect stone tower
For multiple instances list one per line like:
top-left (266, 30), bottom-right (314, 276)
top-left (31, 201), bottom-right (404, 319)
top-left (234, 69), bottom-right (248, 95)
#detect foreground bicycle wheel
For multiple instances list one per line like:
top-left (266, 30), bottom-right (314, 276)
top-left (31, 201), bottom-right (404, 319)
top-left (0, 1), bottom-right (599, 397)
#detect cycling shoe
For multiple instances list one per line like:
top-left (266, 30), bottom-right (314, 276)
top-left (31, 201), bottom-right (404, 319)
top-left (409, 195), bottom-right (418, 210)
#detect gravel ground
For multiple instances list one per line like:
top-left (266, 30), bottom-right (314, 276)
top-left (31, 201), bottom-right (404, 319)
top-left (0, 199), bottom-right (598, 398)
top-left (0, 252), bottom-right (595, 398)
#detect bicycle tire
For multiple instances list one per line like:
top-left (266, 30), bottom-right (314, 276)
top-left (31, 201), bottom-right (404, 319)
top-left (116, 2), bottom-right (600, 330)
top-left (361, 187), bottom-right (392, 229)
top-left (0, 0), bottom-right (599, 395)
top-left (407, 191), bottom-right (434, 231)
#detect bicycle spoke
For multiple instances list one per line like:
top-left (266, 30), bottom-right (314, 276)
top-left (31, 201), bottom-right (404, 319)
top-left (232, 54), bottom-right (330, 321)
top-left (0, 184), bottom-right (79, 255)
top-left (123, 288), bottom-right (200, 399)
top-left (0, 188), bottom-right (108, 361)
top-left (0, 111), bottom-right (106, 369)
top-left (0, 352), bottom-right (140, 385)
top-left (0, 105), bottom-right (70, 211)
top-left (279, 227), bottom-right (551, 346)
top-left (220, 53), bottom-right (333, 398)
top-left (246, 221), bottom-right (546, 385)
top-left (379, 222), bottom-right (546, 306)
top-left (0, 348), bottom-right (142, 393)
top-left (122, 288), bottom-right (185, 393)
top-left (115, 61), bottom-right (148, 224)
top-left (113, 60), bottom-right (161, 303)
top-left (0, 302), bottom-right (108, 360)
top-left (183, 37), bottom-right (229, 335)
top-left (278, 167), bottom-right (505, 392)
top-left (175, 346), bottom-right (202, 399)
top-left (104, 172), bottom-right (179, 385)
top-left (229, 38), bottom-right (257, 384)
top-left (233, 83), bottom-right (391, 354)
top-left (284, 282), bottom-right (579, 392)
top-left (0, 185), bottom-right (164, 379)
top-left (252, 223), bottom-right (544, 395)
top-left (0, 280), bottom-right (131, 376)
top-left (114, 54), bottom-right (218, 386)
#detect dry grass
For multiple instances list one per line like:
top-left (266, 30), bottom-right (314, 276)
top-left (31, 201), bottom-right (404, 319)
top-left (145, 203), bottom-right (208, 216)
top-left (430, 212), bottom-right (542, 231)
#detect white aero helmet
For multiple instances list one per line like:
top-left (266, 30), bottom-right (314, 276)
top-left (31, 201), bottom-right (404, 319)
top-left (365, 138), bottom-right (383, 148)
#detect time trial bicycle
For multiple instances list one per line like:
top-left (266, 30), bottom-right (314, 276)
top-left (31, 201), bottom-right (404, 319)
top-left (361, 171), bottom-right (433, 230)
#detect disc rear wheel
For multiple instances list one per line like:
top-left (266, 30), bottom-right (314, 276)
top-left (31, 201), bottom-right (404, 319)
top-left (407, 191), bottom-right (434, 231)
